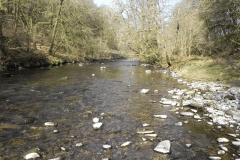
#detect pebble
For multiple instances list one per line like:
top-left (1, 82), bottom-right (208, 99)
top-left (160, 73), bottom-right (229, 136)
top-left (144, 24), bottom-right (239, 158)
top-left (93, 122), bottom-right (103, 129)
top-left (142, 138), bottom-right (147, 141)
top-left (180, 112), bottom-right (194, 116)
top-left (137, 131), bottom-right (154, 134)
top-left (76, 143), bottom-right (83, 147)
top-left (44, 122), bottom-right (57, 127)
top-left (53, 130), bottom-right (59, 133)
top-left (209, 156), bottom-right (221, 160)
top-left (194, 114), bottom-right (201, 119)
top-left (93, 117), bottom-right (100, 123)
top-left (142, 123), bottom-right (150, 127)
top-left (25, 153), bottom-right (40, 159)
top-left (140, 89), bottom-right (150, 94)
top-left (121, 141), bottom-right (132, 147)
top-left (154, 115), bottom-right (167, 119)
top-left (103, 144), bottom-right (111, 149)
top-left (219, 145), bottom-right (228, 151)
top-left (186, 144), bottom-right (192, 148)
top-left (175, 122), bottom-right (183, 126)
top-left (61, 147), bottom-right (66, 151)
top-left (217, 150), bottom-right (225, 155)
top-left (145, 134), bottom-right (157, 137)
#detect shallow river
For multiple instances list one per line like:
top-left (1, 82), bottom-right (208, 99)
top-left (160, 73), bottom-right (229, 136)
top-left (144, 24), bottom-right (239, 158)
top-left (0, 59), bottom-right (238, 159)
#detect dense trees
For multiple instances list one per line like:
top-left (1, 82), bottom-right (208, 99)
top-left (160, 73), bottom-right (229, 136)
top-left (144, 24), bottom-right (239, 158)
top-left (0, 0), bottom-right (239, 68)
top-left (0, 0), bottom-right (119, 68)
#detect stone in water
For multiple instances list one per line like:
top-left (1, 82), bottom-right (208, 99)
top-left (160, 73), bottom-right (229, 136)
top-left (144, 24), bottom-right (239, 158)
top-left (103, 144), bottom-right (111, 149)
top-left (145, 134), bottom-right (157, 137)
top-left (217, 138), bottom-right (229, 143)
top-left (25, 153), bottom-right (40, 159)
top-left (76, 143), bottom-right (83, 147)
top-left (44, 122), bottom-right (57, 127)
top-left (93, 117), bottom-right (100, 123)
top-left (141, 89), bottom-right (150, 94)
top-left (121, 141), bottom-right (132, 147)
top-left (142, 123), bottom-right (150, 127)
top-left (154, 140), bottom-right (171, 154)
top-left (93, 122), bottom-right (103, 129)
top-left (154, 115), bottom-right (167, 119)
top-left (137, 131), bottom-right (154, 134)
top-left (180, 112), bottom-right (194, 116)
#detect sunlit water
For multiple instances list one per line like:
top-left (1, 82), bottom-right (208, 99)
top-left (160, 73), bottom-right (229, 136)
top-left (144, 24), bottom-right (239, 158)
top-left (0, 59), bottom-right (237, 159)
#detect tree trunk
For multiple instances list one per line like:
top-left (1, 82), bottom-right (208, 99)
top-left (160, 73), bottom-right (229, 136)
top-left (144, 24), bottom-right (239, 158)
top-left (49, 0), bottom-right (64, 55)
top-left (0, 10), bottom-right (6, 56)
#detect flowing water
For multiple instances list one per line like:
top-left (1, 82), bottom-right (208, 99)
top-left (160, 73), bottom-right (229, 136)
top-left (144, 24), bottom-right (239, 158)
top-left (0, 59), bottom-right (238, 160)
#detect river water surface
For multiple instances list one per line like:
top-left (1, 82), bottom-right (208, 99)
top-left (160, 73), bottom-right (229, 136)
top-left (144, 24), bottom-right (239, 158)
top-left (0, 59), bottom-right (237, 159)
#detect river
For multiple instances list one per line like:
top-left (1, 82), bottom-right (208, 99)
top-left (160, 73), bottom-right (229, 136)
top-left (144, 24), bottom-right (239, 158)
top-left (0, 59), bottom-right (238, 160)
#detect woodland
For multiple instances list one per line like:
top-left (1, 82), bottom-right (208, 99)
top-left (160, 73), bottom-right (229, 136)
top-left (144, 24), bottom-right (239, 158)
top-left (0, 0), bottom-right (239, 71)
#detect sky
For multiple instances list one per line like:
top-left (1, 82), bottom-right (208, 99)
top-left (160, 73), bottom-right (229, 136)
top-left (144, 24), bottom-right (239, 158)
top-left (94, 0), bottom-right (113, 7)
top-left (94, 0), bottom-right (181, 7)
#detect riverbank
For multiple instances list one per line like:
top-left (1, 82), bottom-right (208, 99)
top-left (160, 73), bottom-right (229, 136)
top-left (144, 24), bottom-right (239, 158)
top-left (156, 55), bottom-right (240, 87)
top-left (0, 47), bottom-right (124, 71)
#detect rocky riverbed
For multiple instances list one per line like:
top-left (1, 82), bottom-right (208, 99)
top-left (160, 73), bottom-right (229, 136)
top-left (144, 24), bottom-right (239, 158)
top-left (1, 59), bottom-right (240, 159)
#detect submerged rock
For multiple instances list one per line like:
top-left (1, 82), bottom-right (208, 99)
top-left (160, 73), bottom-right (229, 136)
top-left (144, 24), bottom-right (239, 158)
top-left (186, 144), bottom-right (192, 148)
top-left (25, 152), bottom-right (40, 159)
top-left (44, 122), bottom-right (57, 127)
top-left (121, 141), bottom-right (132, 147)
top-left (209, 156), bottom-right (221, 160)
top-left (93, 122), bottom-right (103, 129)
top-left (145, 134), bottom-right (157, 137)
top-left (103, 144), bottom-right (111, 149)
top-left (217, 138), bottom-right (229, 143)
top-left (154, 140), bottom-right (171, 154)
top-left (180, 112), bottom-right (194, 116)
top-left (140, 89), bottom-right (150, 94)
top-left (137, 131), bottom-right (154, 134)
top-left (93, 117), bottom-right (100, 123)
top-left (232, 141), bottom-right (240, 146)
top-left (142, 123), bottom-right (150, 127)
top-left (154, 115), bottom-right (167, 119)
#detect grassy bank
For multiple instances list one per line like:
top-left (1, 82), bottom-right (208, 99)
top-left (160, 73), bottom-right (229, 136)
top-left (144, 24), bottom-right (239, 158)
top-left (167, 56), bottom-right (240, 86)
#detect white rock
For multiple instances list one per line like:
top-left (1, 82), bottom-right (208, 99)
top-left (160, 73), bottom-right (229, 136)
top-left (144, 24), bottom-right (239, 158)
top-left (140, 89), bottom-right (150, 94)
top-left (142, 138), bottom-right (147, 141)
top-left (209, 156), bottom-right (221, 160)
top-left (208, 122), bottom-right (214, 125)
top-left (159, 98), bottom-right (172, 105)
top-left (154, 140), bottom-right (171, 153)
top-left (121, 141), bottom-right (132, 147)
top-left (218, 150), bottom-right (225, 155)
top-left (92, 74), bottom-right (95, 76)
top-left (194, 114), bottom-right (201, 119)
top-left (44, 122), bottom-right (57, 127)
top-left (154, 90), bottom-right (158, 93)
top-left (219, 145), bottom-right (228, 151)
top-left (53, 130), bottom-right (59, 133)
top-left (61, 147), bottom-right (66, 151)
top-left (76, 143), bottom-right (83, 147)
top-left (217, 138), bottom-right (229, 143)
top-left (182, 100), bottom-right (193, 106)
top-left (184, 121), bottom-right (189, 124)
top-left (145, 134), bottom-right (157, 137)
top-left (154, 115), bottom-right (167, 119)
top-left (227, 134), bottom-right (237, 138)
top-left (93, 117), bottom-right (100, 123)
top-left (25, 153), bottom-right (40, 159)
top-left (186, 144), bottom-right (192, 148)
top-left (102, 158), bottom-right (109, 160)
top-left (145, 70), bottom-right (151, 74)
top-left (93, 122), bottom-right (103, 129)
top-left (180, 112), bottom-right (194, 116)
top-left (137, 131), bottom-right (154, 134)
top-left (103, 144), bottom-right (111, 149)
top-left (191, 109), bottom-right (198, 113)
top-left (100, 66), bottom-right (106, 69)
top-left (232, 141), bottom-right (240, 146)
top-left (175, 122), bottom-right (183, 126)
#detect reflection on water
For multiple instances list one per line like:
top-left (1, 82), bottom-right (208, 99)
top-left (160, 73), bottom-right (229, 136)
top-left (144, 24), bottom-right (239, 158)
top-left (0, 59), bottom-right (237, 159)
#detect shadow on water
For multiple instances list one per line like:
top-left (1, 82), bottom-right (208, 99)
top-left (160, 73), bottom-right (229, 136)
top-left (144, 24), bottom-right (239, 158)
top-left (0, 59), bottom-right (238, 159)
